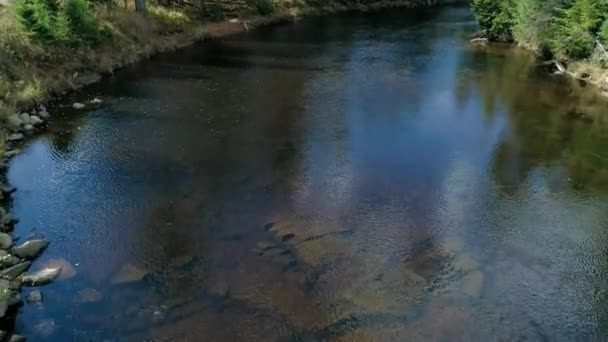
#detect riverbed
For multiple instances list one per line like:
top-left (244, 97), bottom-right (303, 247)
top-left (6, 4), bottom-right (608, 341)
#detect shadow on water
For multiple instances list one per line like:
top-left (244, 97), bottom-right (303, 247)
top-left (5, 3), bottom-right (608, 341)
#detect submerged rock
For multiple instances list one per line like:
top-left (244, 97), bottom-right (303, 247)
top-left (0, 261), bottom-right (31, 279)
top-left (110, 263), bottom-right (147, 284)
top-left (0, 233), bottom-right (12, 250)
top-left (33, 319), bottom-right (57, 337)
top-left (74, 288), bottom-right (102, 304)
top-left (12, 239), bottom-right (49, 259)
top-left (72, 103), bottom-right (86, 110)
top-left (26, 290), bottom-right (43, 304)
top-left (22, 266), bottom-right (62, 286)
top-left (41, 258), bottom-right (76, 280)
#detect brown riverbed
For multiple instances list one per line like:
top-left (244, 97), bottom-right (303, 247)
top-left (5, 4), bottom-right (608, 341)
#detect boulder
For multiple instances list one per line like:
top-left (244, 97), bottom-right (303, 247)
top-left (0, 255), bottom-right (21, 269)
top-left (8, 334), bottom-right (26, 342)
top-left (26, 290), bottom-right (43, 304)
top-left (19, 113), bottom-right (31, 125)
top-left (22, 266), bottom-right (62, 286)
top-left (0, 261), bottom-right (31, 279)
top-left (23, 124), bottom-right (34, 131)
top-left (12, 239), bottom-right (49, 259)
top-left (40, 258), bottom-right (76, 279)
top-left (0, 233), bottom-right (12, 250)
top-left (91, 98), bottom-right (103, 104)
top-left (6, 134), bottom-right (23, 142)
top-left (30, 115), bottom-right (44, 125)
top-left (38, 110), bottom-right (50, 118)
top-left (72, 103), bottom-right (86, 109)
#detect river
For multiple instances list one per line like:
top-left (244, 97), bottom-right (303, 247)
top-left (6, 4), bottom-right (608, 341)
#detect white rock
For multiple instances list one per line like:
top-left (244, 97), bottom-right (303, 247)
top-left (24, 124), bottom-right (34, 131)
top-left (30, 115), bottom-right (43, 125)
top-left (91, 98), bottom-right (103, 104)
top-left (6, 134), bottom-right (23, 142)
top-left (22, 266), bottom-right (62, 286)
top-left (72, 103), bottom-right (86, 109)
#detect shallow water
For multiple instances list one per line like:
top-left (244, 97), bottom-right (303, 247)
top-left (7, 4), bottom-right (608, 341)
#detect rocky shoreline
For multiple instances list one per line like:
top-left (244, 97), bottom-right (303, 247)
top-left (0, 102), bottom-right (71, 341)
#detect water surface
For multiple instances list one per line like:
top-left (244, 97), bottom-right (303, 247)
top-left (7, 5), bottom-right (608, 341)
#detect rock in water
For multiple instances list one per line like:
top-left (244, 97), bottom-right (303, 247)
top-left (8, 335), bottom-right (26, 342)
top-left (91, 98), bottom-right (103, 104)
top-left (40, 258), bottom-right (76, 280)
top-left (30, 115), bottom-right (43, 125)
top-left (74, 288), bottom-right (102, 303)
top-left (22, 266), bottom-right (62, 286)
top-left (110, 263), bottom-right (147, 284)
top-left (19, 113), bottom-right (31, 125)
top-left (33, 319), bottom-right (56, 337)
top-left (26, 290), bottom-right (43, 304)
top-left (6, 134), bottom-right (23, 142)
top-left (0, 233), bottom-right (12, 250)
top-left (0, 261), bottom-right (31, 279)
top-left (12, 239), bottom-right (49, 259)
top-left (72, 103), bottom-right (86, 109)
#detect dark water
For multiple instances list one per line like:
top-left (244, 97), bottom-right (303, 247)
top-left (7, 4), bottom-right (608, 341)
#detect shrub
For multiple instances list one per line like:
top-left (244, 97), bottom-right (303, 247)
top-left (550, 0), bottom-right (603, 58)
top-left (15, 0), bottom-right (100, 46)
top-left (149, 6), bottom-right (190, 32)
top-left (246, 0), bottom-right (274, 16)
top-left (470, 0), bottom-right (513, 41)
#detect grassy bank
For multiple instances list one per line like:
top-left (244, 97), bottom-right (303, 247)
top-left (0, 0), bottom-right (455, 133)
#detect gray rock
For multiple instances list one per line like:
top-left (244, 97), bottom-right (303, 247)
top-left (0, 233), bottom-right (12, 250)
top-left (12, 239), bottom-right (49, 259)
top-left (22, 266), bottom-right (61, 286)
top-left (6, 133), bottom-right (24, 142)
top-left (0, 261), bottom-right (31, 279)
top-left (0, 255), bottom-right (21, 269)
top-left (38, 110), bottom-right (50, 118)
top-left (8, 334), bottom-right (26, 342)
top-left (1, 186), bottom-right (16, 194)
top-left (91, 98), bottom-right (103, 104)
top-left (38, 104), bottom-right (46, 112)
top-left (4, 149), bottom-right (20, 158)
top-left (24, 124), bottom-right (34, 131)
top-left (30, 115), bottom-right (43, 125)
top-left (0, 250), bottom-right (8, 258)
top-left (72, 103), bottom-right (86, 109)
top-left (0, 279), bottom-right (10, 318)
top-left (19, 113), bottom-right (30, 125)
top-left (26, 290), bottom-right (42, 304)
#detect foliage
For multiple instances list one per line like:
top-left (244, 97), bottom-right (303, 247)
top-left (149, 6), bottom-right (190, 31)
top-left (246, 0), bottom-right (274, 16)
top-left (15, 0), bottom-right (101, 46)
top-left (472, 0), bottom-right (608, 59)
